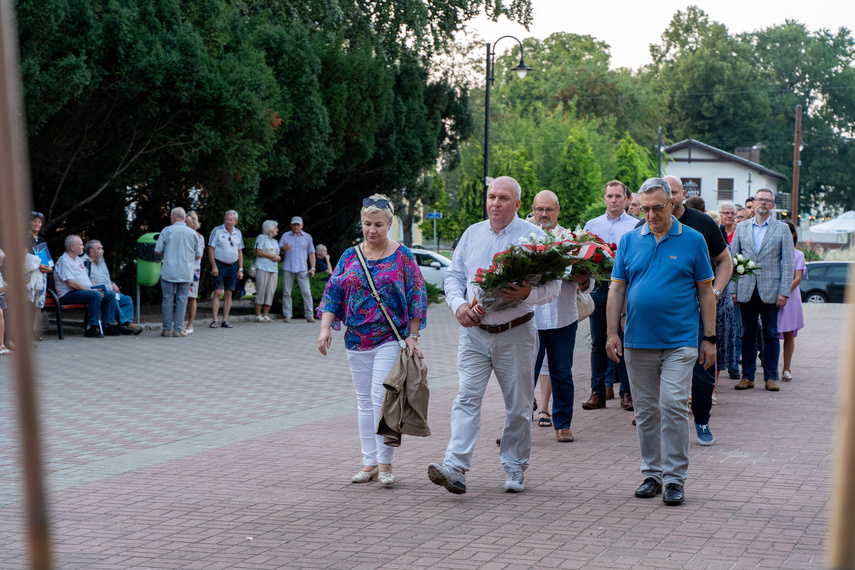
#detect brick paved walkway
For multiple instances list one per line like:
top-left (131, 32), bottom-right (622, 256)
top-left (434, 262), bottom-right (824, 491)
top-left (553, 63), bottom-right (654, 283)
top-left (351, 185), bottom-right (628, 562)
top-left (0, 303), bottom-right (841, 568)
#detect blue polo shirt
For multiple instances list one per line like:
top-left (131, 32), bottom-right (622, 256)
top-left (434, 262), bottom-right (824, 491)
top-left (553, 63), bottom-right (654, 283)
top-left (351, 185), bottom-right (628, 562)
top-left (611, 216), bottom-right (713, 349)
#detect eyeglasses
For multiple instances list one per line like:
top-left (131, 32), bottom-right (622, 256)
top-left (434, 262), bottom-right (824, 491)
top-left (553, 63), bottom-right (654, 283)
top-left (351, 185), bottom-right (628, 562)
top-left (363, 198), bottom-right (390, 209)
top-left (31, 211), bottom-right (43, 218)
top-left (533, 207), bottom-right (558, 214)
top-left (640, 201), bottom-right (671, 213)
top-left (754, 198), bottom-right (774, 204)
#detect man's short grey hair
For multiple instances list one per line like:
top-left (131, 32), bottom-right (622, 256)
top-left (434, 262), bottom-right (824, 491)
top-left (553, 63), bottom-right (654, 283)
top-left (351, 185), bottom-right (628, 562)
top-left (638, 177), bottom-right (671, 200)
top-left (171, 207), bottom-right (186, 220)
top-left (0, 248), bottom-right (5, 259)
top-left (316, 244), bottom-right (328, 254)
top-left (225, 209), bottom-right (239, 221)
top-left (491, 176), bottom-right (522, 201)
top-left (755, 188), bottom-right (775, 199)
top-left (718, 201), bottom-right (736, 213)
top-left (64, 235), bottom-right (81, 251)
top-left (734, 203), bottom-right (744, 210)
top-left (84, 240), bottom-right (101, 255)
top-left (262, 220), bottom-right (278, 234)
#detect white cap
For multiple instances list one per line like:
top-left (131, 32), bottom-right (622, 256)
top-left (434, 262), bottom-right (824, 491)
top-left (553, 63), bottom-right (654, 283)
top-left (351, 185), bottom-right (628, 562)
top-left (290, 216), bottom-right (303, 225)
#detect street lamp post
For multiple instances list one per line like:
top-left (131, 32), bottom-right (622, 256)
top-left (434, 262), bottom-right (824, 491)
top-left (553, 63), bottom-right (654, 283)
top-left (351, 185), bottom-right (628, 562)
top-left (482, 36), bottom-right (532, 220)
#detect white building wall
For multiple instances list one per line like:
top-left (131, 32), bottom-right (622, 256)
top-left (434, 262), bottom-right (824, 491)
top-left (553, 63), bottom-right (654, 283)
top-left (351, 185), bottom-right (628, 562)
top-left (664, 147), bottom-right (782, 209)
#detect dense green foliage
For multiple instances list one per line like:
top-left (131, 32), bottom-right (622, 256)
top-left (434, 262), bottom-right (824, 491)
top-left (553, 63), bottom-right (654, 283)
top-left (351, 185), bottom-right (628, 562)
top-left (435, 9), bottom-right (854, 241)
top-left (18, 0), bottom-right (524, 290)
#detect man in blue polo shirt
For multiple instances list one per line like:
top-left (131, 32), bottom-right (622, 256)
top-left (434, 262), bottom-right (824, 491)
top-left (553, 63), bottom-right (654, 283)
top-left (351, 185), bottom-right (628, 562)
top-left (606, 177), bottom-right (717, 506)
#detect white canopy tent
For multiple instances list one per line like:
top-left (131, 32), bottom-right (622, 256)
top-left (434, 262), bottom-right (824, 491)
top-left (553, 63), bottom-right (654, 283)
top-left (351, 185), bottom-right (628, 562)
top-left (809, 211), bottom-right (855, 234)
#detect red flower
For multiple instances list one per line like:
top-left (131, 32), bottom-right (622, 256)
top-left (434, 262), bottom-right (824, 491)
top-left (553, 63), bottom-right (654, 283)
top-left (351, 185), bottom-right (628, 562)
top-left (592, 252), bottom-right (604, 263)
top-left (476, 267), bottom-right (485, 275)
top-left (610, 243), bottom-right (618, 252)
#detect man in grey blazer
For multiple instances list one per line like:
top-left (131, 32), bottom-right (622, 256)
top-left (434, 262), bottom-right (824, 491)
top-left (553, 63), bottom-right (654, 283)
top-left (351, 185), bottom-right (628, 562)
top-left (730, 188), bottom-right (794, 391)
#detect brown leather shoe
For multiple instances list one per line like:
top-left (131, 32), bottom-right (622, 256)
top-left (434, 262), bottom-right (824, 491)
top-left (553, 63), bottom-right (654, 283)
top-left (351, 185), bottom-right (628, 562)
top-left (734, 378), bottom-right (755, 390)
top-left (555, 428), bottom-right (574, 442)
top-left (605, 387), bottom-right (615, 400)
top-left (582, 393), bottom-right (606, 410)
top-left (621, 394), bottom-right (634, 411)
top-left (765, 379), bottom-right (780, 391)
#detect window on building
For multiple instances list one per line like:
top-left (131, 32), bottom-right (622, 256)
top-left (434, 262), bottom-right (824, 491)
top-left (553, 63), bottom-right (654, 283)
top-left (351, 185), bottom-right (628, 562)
top-left (717, 178), bottom-right (734, 201)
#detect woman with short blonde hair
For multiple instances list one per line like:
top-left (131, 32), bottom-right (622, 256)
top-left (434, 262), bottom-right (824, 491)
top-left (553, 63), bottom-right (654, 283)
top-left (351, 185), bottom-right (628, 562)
top-left (183, 211), bottom-right (205, 334)
top-left (254, 220), bottom-right (281, 322)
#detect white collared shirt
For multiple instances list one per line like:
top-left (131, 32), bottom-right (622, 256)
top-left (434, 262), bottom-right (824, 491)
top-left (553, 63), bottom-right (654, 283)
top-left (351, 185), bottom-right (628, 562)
top-left (444, 216), bottom-right (561, 326)
top-left (533, 227), bottom-right (595, 329)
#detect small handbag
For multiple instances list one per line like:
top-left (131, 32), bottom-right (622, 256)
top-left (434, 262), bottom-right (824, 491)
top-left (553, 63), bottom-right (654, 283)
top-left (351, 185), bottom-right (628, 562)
top-left (576, 290), bottom-right (595, 322)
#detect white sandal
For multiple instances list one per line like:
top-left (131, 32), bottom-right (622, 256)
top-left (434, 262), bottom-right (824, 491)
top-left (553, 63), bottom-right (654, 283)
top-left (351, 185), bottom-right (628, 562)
top-left (351, 467), bottom-right (378, 483)
top-left (782, 370), bottom-right (793, 381)
top-left (0, 345), bottom-right (11, 355)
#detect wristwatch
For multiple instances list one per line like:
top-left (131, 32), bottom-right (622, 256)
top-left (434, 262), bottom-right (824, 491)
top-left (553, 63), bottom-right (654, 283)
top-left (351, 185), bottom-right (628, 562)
top-left (702, 335), bottom-right (717, 344)
top-left (713, 289), bottom-right (722, 299)
top-left (408, 333), bottom-right (419, 340)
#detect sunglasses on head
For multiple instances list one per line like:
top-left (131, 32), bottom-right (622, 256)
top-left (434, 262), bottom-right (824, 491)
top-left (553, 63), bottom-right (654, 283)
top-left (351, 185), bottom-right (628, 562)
top-left (363, 198), bottom-right (390, 210)
top-left (31, 211), bottom-right (43, 218)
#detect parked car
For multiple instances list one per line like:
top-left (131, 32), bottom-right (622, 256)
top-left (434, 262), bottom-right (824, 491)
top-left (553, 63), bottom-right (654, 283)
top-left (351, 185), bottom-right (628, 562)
top-left (802, 261), bottom-right (853, 303)
top-left (410, 248), bottom-right (450, 291)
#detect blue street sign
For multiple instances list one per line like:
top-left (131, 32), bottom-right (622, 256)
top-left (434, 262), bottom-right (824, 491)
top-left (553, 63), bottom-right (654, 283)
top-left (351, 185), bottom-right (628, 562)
top-left (426, 212), bottom-right (443, 219)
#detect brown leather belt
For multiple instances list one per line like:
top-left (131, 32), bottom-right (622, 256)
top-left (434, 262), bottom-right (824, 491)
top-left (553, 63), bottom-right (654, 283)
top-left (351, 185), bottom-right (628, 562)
top-left (478, 312), bottom-right (533, 334)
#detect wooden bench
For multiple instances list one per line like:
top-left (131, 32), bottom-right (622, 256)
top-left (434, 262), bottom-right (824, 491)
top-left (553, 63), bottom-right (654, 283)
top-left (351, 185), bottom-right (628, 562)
top-left (43, 276), bottom-right (88, 340)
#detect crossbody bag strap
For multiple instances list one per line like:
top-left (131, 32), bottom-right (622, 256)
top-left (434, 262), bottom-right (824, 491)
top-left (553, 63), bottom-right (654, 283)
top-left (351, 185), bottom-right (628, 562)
top-left (354, 245), bottom-right (406, 348)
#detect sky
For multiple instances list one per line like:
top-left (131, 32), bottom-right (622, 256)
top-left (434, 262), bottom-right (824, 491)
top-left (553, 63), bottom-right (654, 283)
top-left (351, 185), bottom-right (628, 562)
top-left (464, 0), bottom-right (855, 70)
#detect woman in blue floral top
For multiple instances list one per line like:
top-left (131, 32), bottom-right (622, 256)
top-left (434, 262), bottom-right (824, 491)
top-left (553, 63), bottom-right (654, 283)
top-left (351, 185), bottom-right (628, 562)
top-left (317, 194), bottom-right (427, 488)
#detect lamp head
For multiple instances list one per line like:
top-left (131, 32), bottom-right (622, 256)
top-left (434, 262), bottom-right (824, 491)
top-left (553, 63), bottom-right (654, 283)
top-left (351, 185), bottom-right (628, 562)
top-left (513, 57), bottom-right (532, 79)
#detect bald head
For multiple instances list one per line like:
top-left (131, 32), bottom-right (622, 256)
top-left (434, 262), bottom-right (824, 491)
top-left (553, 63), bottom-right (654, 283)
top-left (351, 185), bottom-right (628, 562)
top-left (532, 190), bottom-right (560, 230)
top-left (663, 175), bottom-right (686, 208)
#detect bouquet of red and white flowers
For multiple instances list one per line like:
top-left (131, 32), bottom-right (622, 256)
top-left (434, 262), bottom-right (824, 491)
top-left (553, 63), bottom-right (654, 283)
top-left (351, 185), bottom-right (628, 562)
top-left (470, 228), bottom-right (615, 316)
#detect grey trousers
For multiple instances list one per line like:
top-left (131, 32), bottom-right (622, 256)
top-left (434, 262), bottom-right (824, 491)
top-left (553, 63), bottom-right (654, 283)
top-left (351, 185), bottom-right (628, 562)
top-left (282, 270), bottom-right (313, 318)
top-left (624, 346), bottom-right (696, 486)
top-left (161, 279), bottom-right (190, 332)
top-left (444, 320), bottom-right (537, 474)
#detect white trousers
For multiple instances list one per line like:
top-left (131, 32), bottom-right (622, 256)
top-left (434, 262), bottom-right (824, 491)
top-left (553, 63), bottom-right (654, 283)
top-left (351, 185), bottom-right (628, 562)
top-left (346, 341), bottom-right (400, 466)
top-left (624, 346), bottom-right (696, 486)
top-left (444, 320), bottom-right (537, 474)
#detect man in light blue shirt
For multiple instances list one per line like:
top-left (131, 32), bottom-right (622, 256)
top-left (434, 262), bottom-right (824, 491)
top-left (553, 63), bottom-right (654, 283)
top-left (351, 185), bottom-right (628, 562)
top-left (427, 176), bottom-right (560, 495)
top-left (84, 240), bottom-right (141, 335)
top-left (278, 216), bottom-right (316, 323)
top-left (156, 208), bottom-right (204, 336)
top-left (582, 180), bottom-right (639, 412)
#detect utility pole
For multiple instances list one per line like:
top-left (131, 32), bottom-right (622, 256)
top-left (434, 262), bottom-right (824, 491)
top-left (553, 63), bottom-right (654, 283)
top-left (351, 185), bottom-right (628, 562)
top-left (791, 105), bottom-right (802, 226)
top-left (657, 127), bottom-right (663, 177)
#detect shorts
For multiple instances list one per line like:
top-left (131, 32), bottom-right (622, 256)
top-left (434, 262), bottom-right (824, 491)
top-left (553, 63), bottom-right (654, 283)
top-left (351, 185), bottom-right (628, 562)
top-left (213, 259), bottom-right (239, 291)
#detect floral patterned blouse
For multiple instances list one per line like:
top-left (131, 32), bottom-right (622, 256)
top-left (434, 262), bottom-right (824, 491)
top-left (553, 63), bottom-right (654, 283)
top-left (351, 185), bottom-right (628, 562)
top-left (318, 245), bottom-right (427, 351)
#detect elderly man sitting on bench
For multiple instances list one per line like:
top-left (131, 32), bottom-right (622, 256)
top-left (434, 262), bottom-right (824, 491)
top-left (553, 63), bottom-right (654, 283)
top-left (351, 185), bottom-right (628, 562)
top-left (54, 235), bottom-right (120, 338)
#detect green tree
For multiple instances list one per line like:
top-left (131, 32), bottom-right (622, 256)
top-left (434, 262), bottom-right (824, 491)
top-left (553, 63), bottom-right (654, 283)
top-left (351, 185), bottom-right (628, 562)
top-left (551, 126), bottom-right (602, 228)
top-left (652, 8), bottom-right (771, 150)
top-left (614, 132), bottom-right (655, 192)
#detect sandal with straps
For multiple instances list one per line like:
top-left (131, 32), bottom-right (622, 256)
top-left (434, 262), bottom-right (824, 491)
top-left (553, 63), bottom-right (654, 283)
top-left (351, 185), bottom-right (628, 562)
top-left (538, 411), bottom-right (552, 427)
top-left (0, 345), bottom-right (11, 355)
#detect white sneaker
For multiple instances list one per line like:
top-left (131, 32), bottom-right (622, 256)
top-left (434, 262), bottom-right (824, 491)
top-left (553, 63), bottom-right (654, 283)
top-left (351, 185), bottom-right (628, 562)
top-left (504, 471), bottom-right (525, 493)
top-left (255, 316), bottom-right (264, 322)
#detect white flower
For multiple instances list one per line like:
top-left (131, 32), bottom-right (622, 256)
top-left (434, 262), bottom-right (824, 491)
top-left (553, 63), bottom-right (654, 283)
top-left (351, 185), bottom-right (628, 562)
top-left (737, 265), bottom-right (745, 274)
top-left (529, 232), bottom-right (538, 242)
top-left (737, 253), bottom-right (744, 262)
top-left (517, 236), bottom-right (527, 244)
top-left (747, 260), bottom-right (755, 269)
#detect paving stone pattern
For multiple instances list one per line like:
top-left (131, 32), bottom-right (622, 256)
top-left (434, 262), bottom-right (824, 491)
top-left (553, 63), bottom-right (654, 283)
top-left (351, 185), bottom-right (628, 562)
top-left (0, 303), bottom-right (841, 568)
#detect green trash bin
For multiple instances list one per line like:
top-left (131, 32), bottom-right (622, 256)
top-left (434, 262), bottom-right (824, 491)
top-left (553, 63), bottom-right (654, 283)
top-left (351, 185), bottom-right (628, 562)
top-left (137, 233), bottom-right (162, 286)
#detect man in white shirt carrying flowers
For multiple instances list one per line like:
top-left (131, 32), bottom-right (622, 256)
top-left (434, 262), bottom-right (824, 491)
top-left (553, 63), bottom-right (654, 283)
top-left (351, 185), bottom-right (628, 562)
top-left (427, 177), bottom-right (560, 495)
